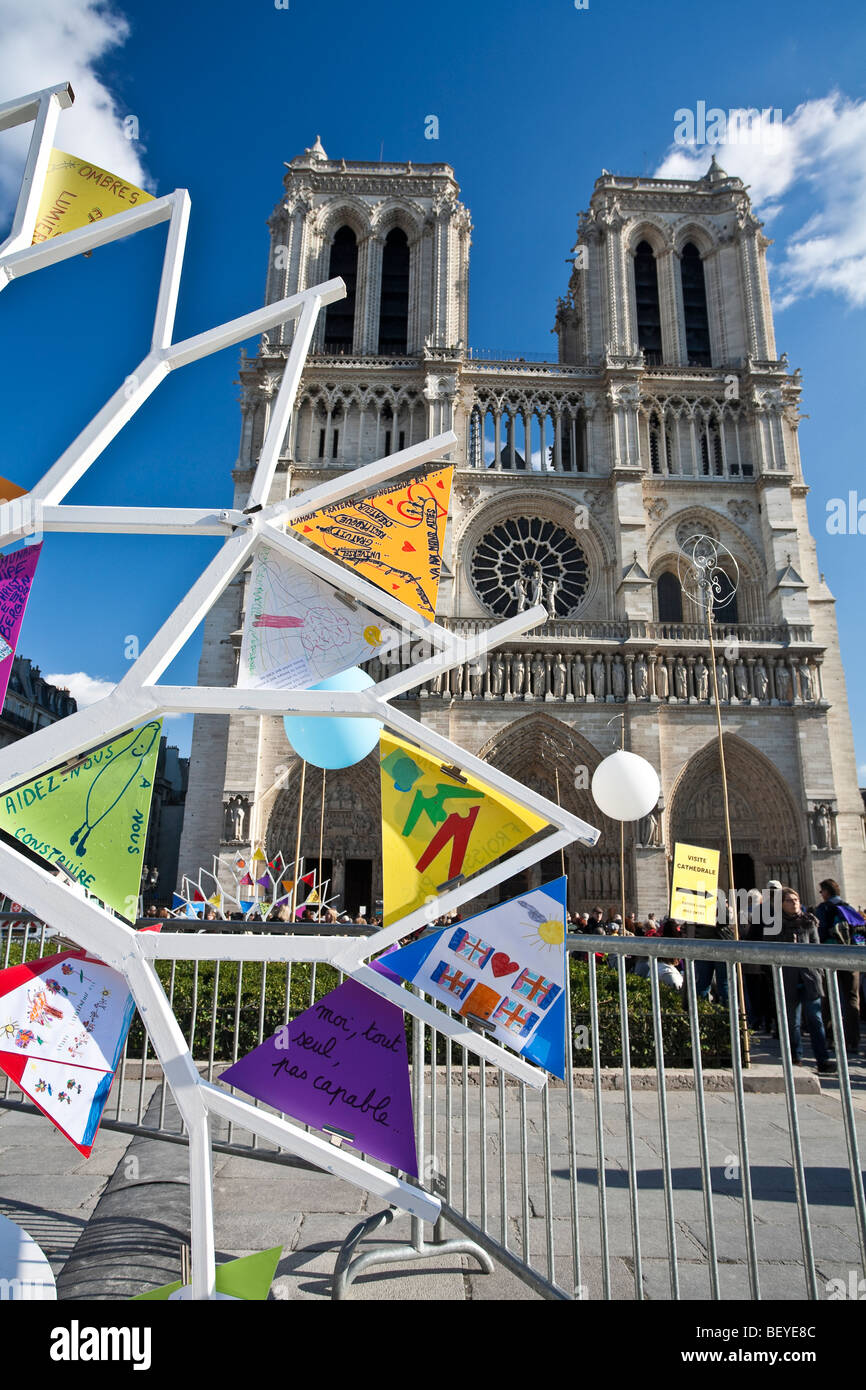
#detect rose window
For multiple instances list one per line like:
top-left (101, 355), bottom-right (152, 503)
top-left (470, 517), bottom-right (589, 618)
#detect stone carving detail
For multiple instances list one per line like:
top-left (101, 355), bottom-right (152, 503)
top-left (413, 648), bottom-right (820, 706)
top-left (637, 805), bottom-right (663, 848)
top-left (223, 794), bottom-right (249, 843)
top-left (810, 802), bottom-right (837, 851)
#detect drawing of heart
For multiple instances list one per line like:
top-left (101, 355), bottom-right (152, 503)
top-left (490, 953), bottom-right (519, 978)
top-left (402, 541), bottom-right (416, 552)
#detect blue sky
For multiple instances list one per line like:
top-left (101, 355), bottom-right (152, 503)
top-left (1, 0), bottom-right (865, 768)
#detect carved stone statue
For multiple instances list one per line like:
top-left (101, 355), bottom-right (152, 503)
top-left (734, 660), bottom-right (749, 701)
top-left (511, 651), bottom-right (526, 697)
top-left (531, 652), bottom-right (546, 698)
top-left (224, 795), bottom-right (247, 842)
top-left (571, 654), bottom-right (586, 699)
top-left (552, 653), bottom-right (567, 700)
top-left (776, 662), bottom-right (792, 703)
top-left (611, 657), bottom-right (626, 701)
top-left (451, 661), bottom-right (464, 698)
top-left (638, 807), bottom-right (662, 848)
top-left (655, 660), bottom-right (669, 700)
top-left (716, 661), bottom-right (729, 702)
top-left (754, 660), bottom-right (769, 701)
top-left (812, 804), bottom-right (829, 850)
top-left (491, 652), bottom-right (505, 697)
top-left (511, 576), bottom-right (528, 612)
top-left (470, 662), bottom-right (484, 699)
top-left (799, 661), bottom-right (814, 703)
top-left (694, 658), bottom-right (709, 702)
top-left (592, 655), bottom-right (606, 699)
top-left (674, 659), bottom-right (688, 701)
top-left (545, 579), bottom-right (559, 621)
top-left (528, 567), bottom-right (543, 606)
top-left (634, 656), bottom-right (648, 699)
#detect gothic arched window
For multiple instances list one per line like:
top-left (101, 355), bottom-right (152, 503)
top-left (714, 568), bottom-right (739, 623)
top-left (649, 412), bottom-right (662, 474)
top-left (378, 227), bottom-right (410, 354)
top-left (323, 226), bottom-right (358, 353)
top-left (681, 242), bottom-right (711, 366)
top-left (634, 242), bottom-right (662, 365)
top-left (657, 571), bottom-right (683, 623)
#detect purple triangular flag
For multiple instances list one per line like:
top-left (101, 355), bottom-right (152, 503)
top-left (0, 544), bottom-right (40, 710)
top-left (219, 977), bottom-right (417, 1175)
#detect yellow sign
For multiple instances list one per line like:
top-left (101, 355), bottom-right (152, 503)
top-left (380, 732), bottom-right (548, 927)
top-left (31, 149), bottom-right (153, 245)
top-left (291, 467), bottom-right (453, 621)
top-left (670, 842), bottom-right (720, 925)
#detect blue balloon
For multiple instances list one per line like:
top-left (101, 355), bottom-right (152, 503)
top-left (282, 667), bottom-right (381, 770)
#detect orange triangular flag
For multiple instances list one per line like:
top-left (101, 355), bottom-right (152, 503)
top-left (290, 467), bottom-right (453, 620)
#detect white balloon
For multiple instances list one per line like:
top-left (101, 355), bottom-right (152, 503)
top-left (591, 750), bottom-right (660, 822)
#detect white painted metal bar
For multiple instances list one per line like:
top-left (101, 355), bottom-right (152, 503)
top-left (200, 1082), bottom-right (441, 1224)
top-left (2, 191), bottom-right (182, 284)
top-left (137, 932), bottom-right (355, 963)
top-left (151, 192), bottom-right (191, 352)
top-left (0, 690), bottom-right (159, 794)
top-left (246, 292), bottom-right (327, 510)
top-left (351, 964), bottom-right (547, 1089)
top-left (370, 606), bottom-right (547, 703)
top-left (259, 430), bottom-right (457, 526)
top-left (39, 506), bottom-right (244, 535)
top-left (115, 527), bottom-right (255, 690)
top-left (0, 83), bottom-right (73, 261)
top-left (164, 280), bottom-right (345, 372)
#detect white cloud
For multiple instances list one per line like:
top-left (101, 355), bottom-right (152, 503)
top-left (0, 0), bottom-right (150, 220)
top-left (44, 671), bottom-right (114, 707)
top-left (654, 94), bottom-right (866, 310)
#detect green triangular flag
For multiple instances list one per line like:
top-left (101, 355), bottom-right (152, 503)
top-left (132, 1246), bottom-right (283, 1300)
top-left (0, 720), bottom-right (162, 922)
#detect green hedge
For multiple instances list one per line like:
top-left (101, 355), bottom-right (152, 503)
top-left (569, 955), bottom-right (732, 1068)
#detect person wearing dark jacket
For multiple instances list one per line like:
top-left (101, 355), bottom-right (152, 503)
top-left (812, 878), bottom-right (861, 1057)
top-left (778, 888), bottom-right (836, 1074)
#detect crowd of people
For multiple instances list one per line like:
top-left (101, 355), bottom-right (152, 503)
top-left (566, 878), bottom-right (865, 1076)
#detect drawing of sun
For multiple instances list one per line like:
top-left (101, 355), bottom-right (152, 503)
top-left (363, 624), bottom-right (383, 646)
top-left (524, 917), bottom-right (565, 952)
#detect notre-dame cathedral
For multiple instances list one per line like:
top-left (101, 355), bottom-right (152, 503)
top-left (177, 138), bottom-right (866, 916)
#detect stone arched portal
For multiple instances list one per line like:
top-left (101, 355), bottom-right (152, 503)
top-left (668, 734), bottom-right (805, 895)
top-left (478, 714), bottom-right (629, 914)
top-left (266, 752), bottom-right (381, 914)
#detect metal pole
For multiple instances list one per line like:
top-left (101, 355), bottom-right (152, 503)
top-left (292, 760), bottom-right (307, 917)
top-left (318, 767), bottom-right (326, 914)
top-left (706, 596), bottom-right (750, 1067)
top-left (554, 767), bottom-right (566, 878)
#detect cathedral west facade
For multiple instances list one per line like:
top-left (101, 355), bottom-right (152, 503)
top-left (177, 139), bottom-right (866, 916)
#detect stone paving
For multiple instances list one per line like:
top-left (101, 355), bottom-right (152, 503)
top-left (2, 1045), bottom-right (865, 1301)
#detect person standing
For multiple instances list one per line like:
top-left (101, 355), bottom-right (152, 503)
top-left (778, 888), bottom-right (836, 1075)
top-left (812, 877), bottom-right (862, 1059)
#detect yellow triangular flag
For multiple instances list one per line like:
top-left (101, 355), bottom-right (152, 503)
top-left (290, 467), bottom-right (453, 620)
top-left (252, 847), bottom-right (266, 862)
top-left (305, 888), bottom-right (319, 905)
top-left (379, 733), bottom-right (548, 927)
top-left (208, 894), bottom-right (222, 909)
top-left (31, 150), bottom-right (153, 245)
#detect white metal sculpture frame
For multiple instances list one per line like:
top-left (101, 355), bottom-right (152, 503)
top-left (0, 84), bottom-right (600, 1298)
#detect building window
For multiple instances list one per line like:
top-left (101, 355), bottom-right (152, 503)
top-left (657, 571), bottom-right (683, 623)
top-left (323, 226), bottom-right (358, 353)
top-left (470, 516), bottom-right (589, 618)
top-left (649, 413), bottom-right (662, 474)
top-left (318, 427), bottom-right (326, 459)
top-left (634, 242), bottom-right (663, 365)
top-left (331, 428), bottom-right (339, 459)
top-left (681, 243), bottom-right (711, 366)
top-left (714, 569), bottom-right (739, 622)
top-left (378, 228), bottom-right (410, 354)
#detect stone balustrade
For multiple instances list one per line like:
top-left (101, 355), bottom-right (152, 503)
top-left (376, 645), bottom-right (825, 706)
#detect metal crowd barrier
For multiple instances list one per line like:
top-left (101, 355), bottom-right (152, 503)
top-left (2, 915), bottom-right (865, 1301)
